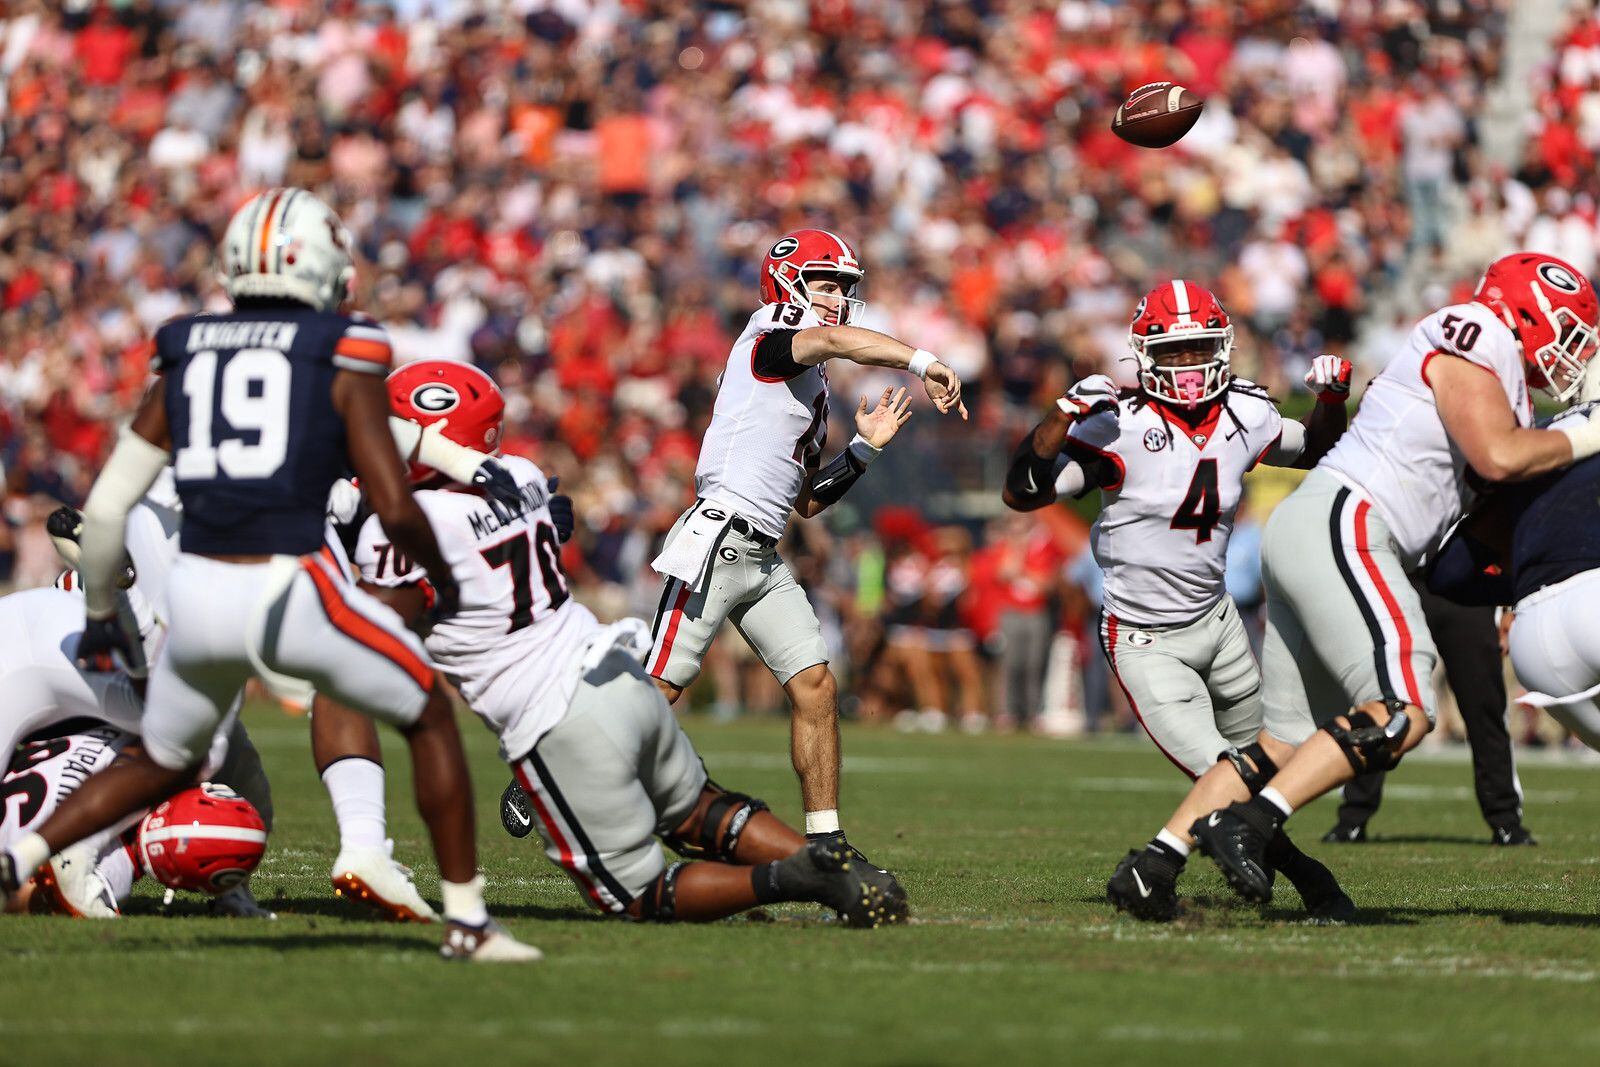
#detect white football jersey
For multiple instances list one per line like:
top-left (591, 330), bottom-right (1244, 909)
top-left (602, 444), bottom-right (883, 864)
top-left (1, 726), bottom-right (128, 851)
top-left (1069, 386), bottom-right (1284, 627)
top-left (694, 302), bottom-right (831, 538)
top-left (0, 588), bottom-right (145, 762)
top-left (1320, 302), bottom-right (1532, 568)
top-left (354, 455), bottom-right (599, 761)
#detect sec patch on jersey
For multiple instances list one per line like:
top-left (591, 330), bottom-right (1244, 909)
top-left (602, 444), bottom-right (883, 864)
top-left (1112, 82), bottom-right (1204, 148)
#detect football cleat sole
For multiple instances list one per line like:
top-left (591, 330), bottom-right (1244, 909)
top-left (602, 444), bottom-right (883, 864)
top-left (332, 871), bottom-right (435, 924)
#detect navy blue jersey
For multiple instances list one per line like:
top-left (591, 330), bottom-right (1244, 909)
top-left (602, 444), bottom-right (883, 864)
top-left (153, 301), bottom-right (392, 555)
top-left (1431, 445), bottom-right (1600, 606)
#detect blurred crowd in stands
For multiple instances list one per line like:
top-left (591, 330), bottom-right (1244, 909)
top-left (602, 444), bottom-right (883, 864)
top-left (5, 0), bottom-right (1590, 746)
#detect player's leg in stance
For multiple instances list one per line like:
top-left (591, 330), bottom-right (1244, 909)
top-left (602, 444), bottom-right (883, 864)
top-left (1187, 475), bottom-right (1437, 903)
top-left (518, 649), bottom-right (907, 927)
top-left (310, 696), bottom-right (438, 922)
top-left (649, 521), bottom-right (863, 857)
top-left (1102, 598), bottom-right (1350, 921)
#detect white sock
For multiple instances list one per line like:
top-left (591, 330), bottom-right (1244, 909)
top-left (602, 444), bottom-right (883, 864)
top-left (440, 874), bottom-right (489, 927)
top-left (96, 846), bottom-right (138, 904)
top-left (1260, 786), bottom-right (1295, 818)
top-left (6, 832), bottom-right (51, 878)
top-left (805, 809), bottom-right (840, 836)
top-left (321, 758), bottom-right (388, 851)
top-left (1155, 827), bottom-right (1192, 858)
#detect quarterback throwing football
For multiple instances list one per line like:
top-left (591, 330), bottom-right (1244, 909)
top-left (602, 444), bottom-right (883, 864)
top-left (648, 229), bottom-right (966, 854)
top-left (1004, 280), bottom-right (1354, 921)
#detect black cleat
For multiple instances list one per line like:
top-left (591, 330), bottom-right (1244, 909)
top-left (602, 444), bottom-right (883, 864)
top-left (1191, 808), bottom-right (1274, 904)
top-left (500, 779), bottom-right (536, 839)
top-left (799, 839), bottom-right (908, 928)
top-left (1106, 848), bottom-right (1181, 922)
top-left (1282, 853), bottom-right (1355, 923)
top-left (1489, 824), bottom-right (1537, 847)
top-left (808, 830), bottom-right (887, 874)
top-left (1321, 821), bottom-right (1368, 844)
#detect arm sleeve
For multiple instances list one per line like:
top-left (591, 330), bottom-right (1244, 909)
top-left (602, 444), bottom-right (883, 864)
top-left (752, 330), bottom-right (808, 381)
top-left (1062, 412), bottom-right (1125, 491)
top-left (392, 416), bottom-right (493, 485)
top-left (333, 321), bottom-right (394, 375)
top-left (1258, 421), bottom-right (1307, 468)
top-left (79, 431), bottom-right (171, 618)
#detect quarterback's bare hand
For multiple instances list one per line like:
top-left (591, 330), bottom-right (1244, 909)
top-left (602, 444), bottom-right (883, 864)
top-left (1056, 374), bottom-right (1119, 419)
top-left (1305, 354), bottom-right (1353, 403)
top-left (855, 387), bottom-right (913, 448)
top-left (923, 361), bottom-right (968, 420)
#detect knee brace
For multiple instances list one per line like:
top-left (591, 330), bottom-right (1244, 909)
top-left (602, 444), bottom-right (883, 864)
top-left (1322, 703), bottom-right (1410, 776)
top-left (661, 786), bottom-right (768, 862)
top-left (636, 862), bottom-right (684, 923)
top-left (1221, 742), bottom-right (1279, 794)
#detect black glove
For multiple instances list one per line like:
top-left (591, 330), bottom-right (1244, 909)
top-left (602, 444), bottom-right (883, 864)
top-left (76, 616), bottom-right (136, 673)
top-left (47, 505), bottom-right (83, 543)
top-left (546, 477), bottom-right (574, 543)
top-left (470, 458), bottom-right (525, 526)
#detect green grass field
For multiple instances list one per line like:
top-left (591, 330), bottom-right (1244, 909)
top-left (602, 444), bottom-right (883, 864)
top-left (3, 707), bottom-right (1597, 1066)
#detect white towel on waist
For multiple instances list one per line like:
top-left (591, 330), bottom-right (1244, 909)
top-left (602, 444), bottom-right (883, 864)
top-left (650, 501), bottom-right (733, 592)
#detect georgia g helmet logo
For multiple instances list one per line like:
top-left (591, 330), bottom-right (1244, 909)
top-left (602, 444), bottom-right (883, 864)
top-left (769, 236), bottom-right (799, 258)
top-left (410, 383), bottom-right (459, 414)
top-left (1538, 262), bottom-right (1582, 293)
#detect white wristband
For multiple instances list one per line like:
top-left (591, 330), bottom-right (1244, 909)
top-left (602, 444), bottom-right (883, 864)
top-left (847, 433), bottom-right (882, 465)
top-left (907, 349), bottom-right (937, 378)
top-left (1560, 419), bottom-right (1600, 461)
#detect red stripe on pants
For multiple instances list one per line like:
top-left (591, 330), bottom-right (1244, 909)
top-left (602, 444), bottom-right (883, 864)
top-left (1351, 500), bottom-right (1422, 706)
top-left (1104, 614), bottom-right (1197, 779)
top-left (648, 580), bottom-right (691, 677)
top-left (514, 763), bottom-right (603, 907)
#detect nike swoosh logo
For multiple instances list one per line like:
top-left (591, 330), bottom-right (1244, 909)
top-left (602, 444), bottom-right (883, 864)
top-left (1131, 870), bottom-right (1152, 899)
top-left (1023, 469), bottom-right (1038, 493)
top-left (508, 807), bottom-right (531, 828)
top-left (1207, 813), bottom-right (1222, 828)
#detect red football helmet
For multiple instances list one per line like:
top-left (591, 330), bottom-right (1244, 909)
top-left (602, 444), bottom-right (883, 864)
top-left (387, 359), bottom-right (505, 483)
top-left (138, 783), bottom-right (267, 895)
top-left (759, 229), bottom-right (864, 326)
top-left (1473, 252), bottom-right (1599, 402)
top-left (1128, 279), bottom-right (1235, 407)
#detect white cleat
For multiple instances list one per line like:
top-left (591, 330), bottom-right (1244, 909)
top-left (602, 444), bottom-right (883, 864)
top-left (37, 842), bottom-right (119, 919)
top-left (331, 841), bottom-right (439, 923)
top-left (440, 920), bottom-right (543, 963)
top-left (209, 882), bottom-right (278, 920)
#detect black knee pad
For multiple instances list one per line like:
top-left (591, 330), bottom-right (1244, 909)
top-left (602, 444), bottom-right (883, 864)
top-left (1322, 704), bottom-right (1410, 776)
top-left (661, 785), bottom-right (768, 862)
top-left (637, 862), bottom-right (684, 923)
top-left (1221, 743), bottom-right (1279, 794)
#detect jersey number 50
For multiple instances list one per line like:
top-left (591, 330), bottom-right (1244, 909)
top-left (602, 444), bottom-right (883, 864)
top-left (174, 349), bottom-right (292, 480)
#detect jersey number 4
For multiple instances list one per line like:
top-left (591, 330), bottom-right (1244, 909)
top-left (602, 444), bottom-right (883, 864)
top-left (1171, 459), bottom-right (1221, 543)
top-left (173, 349), bottom-right (292, 480)
top-left (480, 524), bottom-right (569, 632)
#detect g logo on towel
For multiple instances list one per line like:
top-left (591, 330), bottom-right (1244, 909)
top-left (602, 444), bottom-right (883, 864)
top-left (701, 508), bottom-right (727, 521)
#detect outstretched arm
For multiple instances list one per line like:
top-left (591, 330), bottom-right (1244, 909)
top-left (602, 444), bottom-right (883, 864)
top-left (788, 326), bottom-right (967, 419)
top-left (1262, 356), bottom-right (1352, 470)
top-left (1431, 356), bottom-right (1584, 482)
top-left (80, 381), bottom-right (172, 621)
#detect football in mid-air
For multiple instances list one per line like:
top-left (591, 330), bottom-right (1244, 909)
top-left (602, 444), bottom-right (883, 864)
top-left (1112, 82), bottom-right (1204, 148)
